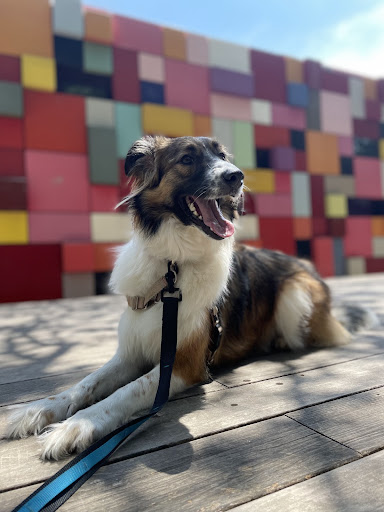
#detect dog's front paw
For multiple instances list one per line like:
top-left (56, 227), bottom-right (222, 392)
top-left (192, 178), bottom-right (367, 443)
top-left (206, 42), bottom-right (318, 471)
top-left (6, 401), bottom-right (58, 439)
top-left (39, 414), bottom-right (97, 460)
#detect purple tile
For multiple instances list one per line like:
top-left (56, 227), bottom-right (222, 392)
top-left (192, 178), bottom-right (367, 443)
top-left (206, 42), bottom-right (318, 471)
top-left (353, 119), bottom-right (379, 139)
top-left (271, 146), bottom-right (295, 170)
top-left (320, 68), bottom-right (348, 93)
top-left (304, 60), bottom-right (321, 88)
top-left (378, 80), bottom-right (384, 102)
top-left (251, 50), bottom-right (286, 102)
top-left (210, 68), bottom-right (253, 97)
top-left (366, 99), bottom-right (381, 121)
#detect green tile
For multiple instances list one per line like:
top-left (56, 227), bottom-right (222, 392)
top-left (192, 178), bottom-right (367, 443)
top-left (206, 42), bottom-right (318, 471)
top-left (292, 172), bottom-right (312, 217)
top-left (212, 118), bottom-right (233, 154)
top-left (115, 102), bottom-right (142, 158)
top-left (233, 121), bottom-right (255, 169)
top-left (83, 42), bottom-right (113, 75)
top-left (88, 126), bottom-right (119, 185)
top-left (0, 81), bottom-right (23, 117)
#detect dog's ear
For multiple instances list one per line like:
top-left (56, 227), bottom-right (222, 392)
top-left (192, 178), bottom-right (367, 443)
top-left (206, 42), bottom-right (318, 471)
top-left (124, 136), bottom-right (158, 189)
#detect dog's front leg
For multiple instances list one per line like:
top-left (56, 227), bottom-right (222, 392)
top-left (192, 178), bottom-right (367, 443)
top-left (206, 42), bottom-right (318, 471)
top-left (6, 352), bottom-right (141, 440)
top-left (38, 365), bottom-right (188, 460)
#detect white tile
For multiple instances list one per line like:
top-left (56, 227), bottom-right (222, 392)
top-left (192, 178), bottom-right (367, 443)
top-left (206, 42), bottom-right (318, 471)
top-left (251, 99), bottom-right (272, 125)
top-left (373, 237), bottom-right (384, 257)
top-left (52, 0), bottom-right (83, 38)
top-left (209, 38), bottom-right (251, 73)
top-left (212, 118), bottom-right (234, 154)
top-left (86, 98), bottom-right (115, 127)
top-left (348, 77), bottom-right (365, 119)
top-left (347, 257), bottom-right (366, 275)
top-left (91, 213), bottom-right (133, 243)
top-left (235, 214), bottom-right (259, 241)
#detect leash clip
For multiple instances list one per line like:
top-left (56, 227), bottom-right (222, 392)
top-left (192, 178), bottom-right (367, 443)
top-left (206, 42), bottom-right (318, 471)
top-left (162, 261), bottom-right (182, 302)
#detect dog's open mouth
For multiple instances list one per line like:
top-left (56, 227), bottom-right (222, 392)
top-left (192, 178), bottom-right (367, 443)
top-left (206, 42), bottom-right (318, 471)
top-left (185, 196), bottom-right (234, 240)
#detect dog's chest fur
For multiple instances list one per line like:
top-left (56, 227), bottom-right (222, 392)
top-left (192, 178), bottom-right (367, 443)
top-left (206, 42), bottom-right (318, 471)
top-left (110, 216), bottom-right (234, 365)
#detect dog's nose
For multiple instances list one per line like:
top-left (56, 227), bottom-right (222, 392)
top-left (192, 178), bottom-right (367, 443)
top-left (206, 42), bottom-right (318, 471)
top-left (222, 168), bottom-right (244, 187)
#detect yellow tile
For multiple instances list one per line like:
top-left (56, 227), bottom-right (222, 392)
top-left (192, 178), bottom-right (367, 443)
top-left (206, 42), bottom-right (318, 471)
top-left (325, 194), bottom-right (347, 218)
top-left (379, 139), bottom-right (384, 160)
top-left (0, 211), bottom-right (28, 244)
top-left (244, 169), bottom-right (275, 193)
top-left (21, 55), bottom-right (56, 92)
top-left (142, 104), bottom-right (194, 137)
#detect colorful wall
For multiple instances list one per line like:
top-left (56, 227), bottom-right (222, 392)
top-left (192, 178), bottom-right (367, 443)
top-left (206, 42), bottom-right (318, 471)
top-left (1, 0), bottom-right (384, 302)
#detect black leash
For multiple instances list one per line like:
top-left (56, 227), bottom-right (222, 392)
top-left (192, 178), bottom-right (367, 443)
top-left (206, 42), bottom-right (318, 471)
top-left (12, 261), bottom-right (182, 512)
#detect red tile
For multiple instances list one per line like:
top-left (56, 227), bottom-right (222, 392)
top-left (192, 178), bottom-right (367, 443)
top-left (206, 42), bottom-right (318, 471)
top-left (29, 213), bottom-right (90, 243)
top-left (0, 54), bottom-right (20, 82)
top-left (0, 178), bottom-right (26, 209)
top-left (295, 151), bottom-right (306, 171)
top-left (25, 151), bottom-right (90, 212)
top-left (320, 69), bottom-right (348, 93)
top-left (254, 125), bottom-right (290, 148)
top-left (353, 119), bottom-right (379, 139)
top-left (243, 192), bottom-right (256, 214)
top-left (344, 217), bottom-right (372, 257)
top-left (366, 258), bottom-right (384, 273)
top-left (304, 60), bottom-right (321, 88)
top-left (0, 245), bottom-right (62, 303)
top-left (165, 59), bottom-right (210, 115)
top-left (0, 149), bottom-right (24, 175)
top-left (62, 243), bottom-right (94, 273)
top-left (259, 217), bottom-right (295, 254)
top-left (93, 243), bottom-right (119, 271)
top-left (251, 50), bottom-right (286, 102)
top-left (90, 185), bottom-right (119, 212)
top-left (24, 91), bottom-right (86, 153)
top-left (241, 239), bottom-right (262, 248)
top-left (112, 47), bottom-right (139, 102)
top-left (275, 172), bottom-right (291, 194)
top-left (113, 16), bottom-right (163, 54)
top-left (311, 175), bottom-right (325, 216)
top-left (312, 217), bottom-right (327, 235)
top-left (366, 100), bottom-right (380, 121)
top-left (313, 237), bottom-right (334, 277)
top-left (0, 117), bottom-right (23, 149)
top-left (354, 158), bottom-right (381, 199)
top-left (327, 219), bottom-right (345, 237)
top-left (256, 194), bottom-right (292, 216)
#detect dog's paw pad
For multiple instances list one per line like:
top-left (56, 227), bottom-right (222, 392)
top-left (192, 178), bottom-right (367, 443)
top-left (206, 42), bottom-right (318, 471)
top-left (39, 416), bottom-right (96, 460)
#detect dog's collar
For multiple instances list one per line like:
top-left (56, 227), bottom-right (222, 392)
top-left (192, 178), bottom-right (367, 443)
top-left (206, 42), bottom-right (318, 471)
top-left (126, 262), bottom-right (179, 311)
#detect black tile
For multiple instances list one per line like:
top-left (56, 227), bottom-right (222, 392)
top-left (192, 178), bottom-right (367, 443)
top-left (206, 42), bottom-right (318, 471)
top-left (296, 240), bottom-right (312, 259)
top-left (380, 123), bottom-right (384, 138)
top-left (290, 130), bottom-right (305, 150)
top-left (256, 148), bottom-right (270, 168)
top-left (340, 156), bottom-right (353, 175)
top-left (348, 198), bottom-right (372, 215)
top-left (354, 137), bottom-right (379, 157)
top-left (372, 200), bottom-right (384, 215)
top-left (140, 81), bottom-right (164, 104)
top-left (54, 36), bottom-right (83, 69)
top-left (95, 272), bottom-right (111, 295)
top-left (57, 66), bottom-right (112, 98)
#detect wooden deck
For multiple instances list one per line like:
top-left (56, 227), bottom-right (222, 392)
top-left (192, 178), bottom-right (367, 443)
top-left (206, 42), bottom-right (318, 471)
top-left (1, 274), bottom-right (384, 511)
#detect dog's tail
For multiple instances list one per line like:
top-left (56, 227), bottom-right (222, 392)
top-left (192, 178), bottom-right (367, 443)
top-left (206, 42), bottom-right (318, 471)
top-left (332, 303), bottom-right (380, 333)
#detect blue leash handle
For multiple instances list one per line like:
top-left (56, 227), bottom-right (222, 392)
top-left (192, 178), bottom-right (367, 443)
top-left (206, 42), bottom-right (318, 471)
top-left (12, 292), bottom-right (180, 512)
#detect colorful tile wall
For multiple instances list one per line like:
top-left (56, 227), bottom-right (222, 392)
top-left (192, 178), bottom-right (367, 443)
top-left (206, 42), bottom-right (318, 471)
top-left (2, 0), bottom-right (384, 302)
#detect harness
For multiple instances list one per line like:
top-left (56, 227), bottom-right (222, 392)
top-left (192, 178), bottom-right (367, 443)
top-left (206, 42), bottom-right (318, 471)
top-left (12, 261), bottom-right (222, 512)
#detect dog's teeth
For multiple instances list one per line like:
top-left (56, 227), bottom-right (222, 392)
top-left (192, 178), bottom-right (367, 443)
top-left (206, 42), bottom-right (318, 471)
top-left (198, 215), bottom-right (203, 220)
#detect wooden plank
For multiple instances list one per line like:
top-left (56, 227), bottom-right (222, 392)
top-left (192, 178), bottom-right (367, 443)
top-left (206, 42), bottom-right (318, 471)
top-left (1, 354), bottom-right (384, 492)
top-left (288, 388), bottom-right (384, 455)
top-left (230, 450), bottom-right (384, 512)
top-left (1, 416), bottom-right (359, 512)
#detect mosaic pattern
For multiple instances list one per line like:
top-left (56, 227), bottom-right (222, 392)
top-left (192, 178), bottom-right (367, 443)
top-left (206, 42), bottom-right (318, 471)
top-left (1, 0), bottom-right (384, 302)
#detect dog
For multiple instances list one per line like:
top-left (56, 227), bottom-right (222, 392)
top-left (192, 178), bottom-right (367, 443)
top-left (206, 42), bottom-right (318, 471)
top-left (6, 135), bottom-right (377, 460)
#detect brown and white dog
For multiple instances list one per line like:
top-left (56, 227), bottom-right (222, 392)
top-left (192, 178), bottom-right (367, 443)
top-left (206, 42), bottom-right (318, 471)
top-left (7, 136), bottom-right (377, 460)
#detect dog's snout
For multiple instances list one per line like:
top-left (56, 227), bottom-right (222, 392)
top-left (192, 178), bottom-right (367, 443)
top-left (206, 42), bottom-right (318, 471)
top-left (222, 168), bottom-right (244, 187)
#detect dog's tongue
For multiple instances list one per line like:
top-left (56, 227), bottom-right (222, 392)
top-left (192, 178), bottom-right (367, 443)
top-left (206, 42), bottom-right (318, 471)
top-left (192, 197), bottom-right (234, 238)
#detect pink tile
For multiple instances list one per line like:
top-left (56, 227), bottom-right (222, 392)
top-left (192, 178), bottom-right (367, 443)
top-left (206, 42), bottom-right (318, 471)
top-left (138, 53), bottom-right (164, 83)
top-left (272, 104), bottom-right (306, 130)
top-left (275, 172), bottom-right (291, 194)
top-left (344, 217), bottom-right (372, 257)
top-left (338, 136), bottom-right (353, 156)
top-left (256, 194), bottom-right (292, 216)
top-left (320, 91), bottom-right (352, 135)
top-left (354, 157), bottom-right (382, 198)
top-left (165, 60), bottom-right (210, 115)
top-left (25, 151), bottom-right (90, 212)
top-left (29, 213), bottom-right (90, 243)
top-left (113, 15), bottom-right (163, 54)
top-left (90, 186), bottom-right (120, 211)
top-left (366, 99), bottom-right (381, 121)
top-left (186, 33), bottom-right (209, 66)
top-left (211, 93), bottom-right (252, 121)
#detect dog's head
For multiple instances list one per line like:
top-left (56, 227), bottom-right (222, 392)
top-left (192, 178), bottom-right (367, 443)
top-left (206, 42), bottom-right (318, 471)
top-left (123, 136), bottom-right (244, 241)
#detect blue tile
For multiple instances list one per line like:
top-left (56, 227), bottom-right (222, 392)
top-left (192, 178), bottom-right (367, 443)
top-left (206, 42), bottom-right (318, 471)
top-left (57, 66), bottom-right (112, 98)
top-left (287, 83), bottom-right (309, 108)
top-left (296, 240), bottom-right (311, 259)
top-left (380, 123), bottom-right (384, 138)
top-left (348, 198), bottom-right (372, 215)
top-left (340, 157), bottom-right (353, 175)
top-left (333, 238), bottom-right (345, 276)
top-left (256, 149), bottom-right (270, 168)
top-left (140, 81), bottom-right (164, 104)
top-left (354, 137), bottom-right (378, 157)
top-left (55, 36), bottom-right (83, 69)
top-left (290, 130), bottom-right (305, 150)
top-left (372, 200), bottom-right (384, 215)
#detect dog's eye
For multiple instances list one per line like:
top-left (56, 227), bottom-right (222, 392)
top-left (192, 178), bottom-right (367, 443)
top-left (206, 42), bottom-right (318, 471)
top-left (219, 153), bottom-right (226, 160)
top-left (181, 155), bottom-right (193, 165)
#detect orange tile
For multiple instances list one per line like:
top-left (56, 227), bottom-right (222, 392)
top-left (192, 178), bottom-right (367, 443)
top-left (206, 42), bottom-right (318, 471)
top-left (294, 217), bottom-right (312, 240)
top-left (372, 217), bottom-right (384, 236)
top-left (163, 28), bottom-right (186, 60)
top-left (93, 243), bottom-right (120, 272)
top-left (285, 57), bottom-right (303, 83)
top-left (241, 239), bottom-right (263, 249)
top-left (194, 115), bottom-right (211, 136)
top-left (306, 131), bottom-right (340, 175)
top-left (364, 78), bottom-right (377, 100)
top-left (84, 8), bottom-right (113, 44)
top-left (0, 0), bottom-right (53, 57)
